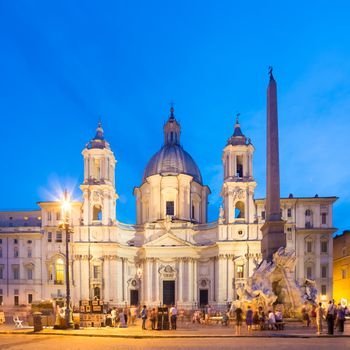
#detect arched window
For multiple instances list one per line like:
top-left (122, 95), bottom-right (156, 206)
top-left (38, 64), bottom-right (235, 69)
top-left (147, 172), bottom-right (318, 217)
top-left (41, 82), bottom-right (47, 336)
top-left (235, 201), bottom-right (245, 219)
top-left (236, 155), bottom-right (243, 177)
top-left (93, 205), bottom-right (102, 221)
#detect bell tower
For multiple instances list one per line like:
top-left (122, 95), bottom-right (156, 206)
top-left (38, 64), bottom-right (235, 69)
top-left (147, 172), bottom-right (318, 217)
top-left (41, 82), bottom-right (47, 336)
top-left (221, 117), bottom-right (256, 224)
top-left (80, 122), bottom-right (118, 225)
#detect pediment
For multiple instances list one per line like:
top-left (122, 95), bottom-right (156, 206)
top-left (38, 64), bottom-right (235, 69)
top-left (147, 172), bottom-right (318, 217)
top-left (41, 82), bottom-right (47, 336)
top-left (144, 232), bottom-right (192, 247)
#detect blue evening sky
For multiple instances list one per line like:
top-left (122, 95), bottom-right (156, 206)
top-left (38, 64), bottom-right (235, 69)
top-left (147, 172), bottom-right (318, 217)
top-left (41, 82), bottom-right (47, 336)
top-left (1, 1), bottom-right (350, 234)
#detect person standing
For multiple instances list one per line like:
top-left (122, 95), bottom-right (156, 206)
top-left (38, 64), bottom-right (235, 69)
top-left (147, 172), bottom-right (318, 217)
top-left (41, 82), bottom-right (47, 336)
top-left (129, 305), bottom-right (138, 326)
top-left (268, 310), bottom-right (276, 330)
top-left (315, 302), bottom-right (324, 335)
top-left (326, 300), bottom-right (335, 335)
top-left (336, 304), bottom-right (346, 333)
top-left (234, 305), bottom-right (243, 335)
top-left (150, 308), bottom-right (157, 330)
top-left (111, 307), bottom-right (117, 327)
top-left (141, 305), bottom-right (148, 330)
top-left (170, 305), bottom-right (178, 330)
top-left (245, 306), bottom-right (253, 333)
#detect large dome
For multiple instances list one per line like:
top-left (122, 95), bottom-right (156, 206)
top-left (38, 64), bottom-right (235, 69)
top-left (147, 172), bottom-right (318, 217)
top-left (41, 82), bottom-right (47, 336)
top-left (142, 143), bottom-right (203, 184)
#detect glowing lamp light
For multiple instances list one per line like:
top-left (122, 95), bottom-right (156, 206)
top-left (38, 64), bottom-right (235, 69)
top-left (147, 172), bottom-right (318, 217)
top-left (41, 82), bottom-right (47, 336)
top-left (320, 294), bottom-right (327, 301)
top-left (61, 190), bottom-right (72, 214)
top-left (341, 298), bottom-right (347, 307)
top-left (137, 267), bottom-right (143, 279)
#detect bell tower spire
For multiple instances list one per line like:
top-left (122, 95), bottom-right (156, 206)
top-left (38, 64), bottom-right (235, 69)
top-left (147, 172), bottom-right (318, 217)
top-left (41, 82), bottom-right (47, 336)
top-left (80, 121), bottom-right (118, 226)
top-left (220, 115), bottom-right (256, 227)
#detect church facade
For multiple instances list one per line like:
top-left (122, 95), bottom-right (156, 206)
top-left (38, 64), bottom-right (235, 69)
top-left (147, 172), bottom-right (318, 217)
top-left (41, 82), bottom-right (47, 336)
top-left (0, 108), bottom-right (337, 310)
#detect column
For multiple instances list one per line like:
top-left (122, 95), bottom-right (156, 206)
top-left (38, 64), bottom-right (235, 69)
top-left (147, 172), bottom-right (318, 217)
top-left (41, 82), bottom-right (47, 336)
top-left (115, 257), bottom-right (123, 303)
top-left (103, 258), bottom-right (110, 302)
top-left (178, 259), bottom-right (183, 302)
top-left (193, 259), bottom-right (198, 303)
top-left (155, 259), bottom-right (160, 304)
top-left (210, 258), bottom-right (215, 302)
top-left (81, 256), bottom-right (90, 300)
top-left (188, 259), bottom-right (193, 302)
top-left (123, 258), bottom-right (128, 303)
top-left (147, 259), bottom-right (152, 303)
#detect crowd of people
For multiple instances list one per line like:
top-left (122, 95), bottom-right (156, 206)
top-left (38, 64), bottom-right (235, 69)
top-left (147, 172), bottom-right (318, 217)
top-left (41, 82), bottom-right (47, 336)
top-left (301, 300), bottom-right (348, 335)
top-left (106, 304), bottom-right (178, 330)
top-left (100, 300), bottom-right (348, 335)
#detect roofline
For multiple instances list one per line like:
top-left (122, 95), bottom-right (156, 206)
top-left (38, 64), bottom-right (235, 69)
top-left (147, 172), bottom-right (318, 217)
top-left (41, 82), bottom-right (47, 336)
top-left (255, 196), bottom-right (338, 202)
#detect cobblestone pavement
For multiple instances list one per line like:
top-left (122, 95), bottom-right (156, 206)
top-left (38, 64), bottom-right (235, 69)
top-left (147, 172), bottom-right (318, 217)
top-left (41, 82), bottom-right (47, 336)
top-left (0, 334), bottom-right (349, 350)
top-left (0, 320), bottom-right (349, 339)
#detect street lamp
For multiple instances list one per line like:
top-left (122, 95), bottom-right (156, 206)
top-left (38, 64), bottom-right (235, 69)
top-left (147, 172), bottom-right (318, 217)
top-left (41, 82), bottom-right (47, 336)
top-left (59, 189), bottom-right (74, 329)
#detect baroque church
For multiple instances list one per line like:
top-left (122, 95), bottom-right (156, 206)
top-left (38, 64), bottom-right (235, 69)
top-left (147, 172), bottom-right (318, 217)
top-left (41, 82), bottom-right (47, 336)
top-left (0, 88), bottom-right (337, 310)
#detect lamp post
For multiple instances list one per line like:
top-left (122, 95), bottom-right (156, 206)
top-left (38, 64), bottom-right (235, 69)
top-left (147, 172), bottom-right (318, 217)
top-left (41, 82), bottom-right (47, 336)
top-left (60, 189), bottom-right (74, 329)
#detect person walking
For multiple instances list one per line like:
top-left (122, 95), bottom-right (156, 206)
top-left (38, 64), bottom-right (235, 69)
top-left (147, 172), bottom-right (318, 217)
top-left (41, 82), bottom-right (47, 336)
top-left (326, 300), bottom-right (336, 335)
top-left (141, 305), bottom-right (148, 330)
top-left (268, 310), bottom-right (276, 330)
top-left (170, 305), bottom-right (178, 330)
top-left (245, 306), bottom-right (253, 333)
top-left (234, 305), bottom-right (243, 335)
top-left (315, 302), bottom-right (324, 335)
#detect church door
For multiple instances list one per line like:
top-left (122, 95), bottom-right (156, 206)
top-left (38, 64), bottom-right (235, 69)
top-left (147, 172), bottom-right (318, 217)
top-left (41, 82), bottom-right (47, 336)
top-left (199, 289), bottom-right (208, 306)
top-left (130, 290), bottom-right (139, 306)
top-left (163, 280), bottom-right (175, 306)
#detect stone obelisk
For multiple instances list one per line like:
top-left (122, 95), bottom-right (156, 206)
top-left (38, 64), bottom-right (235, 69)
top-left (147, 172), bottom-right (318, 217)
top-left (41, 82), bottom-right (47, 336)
top-left (261, 68), bottom-right (286, 260)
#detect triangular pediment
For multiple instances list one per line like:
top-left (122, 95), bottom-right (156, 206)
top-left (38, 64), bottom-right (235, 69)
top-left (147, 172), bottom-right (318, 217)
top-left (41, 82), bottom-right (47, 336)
top-left (144, 232), bottom-right (193, 247)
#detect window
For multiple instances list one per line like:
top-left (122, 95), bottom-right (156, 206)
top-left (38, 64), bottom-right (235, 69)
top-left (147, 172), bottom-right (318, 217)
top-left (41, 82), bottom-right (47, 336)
top-left (27, 268), bottom-right (33, 280)
top-left (287, 227), bottom-right (292, 232)
top-left (287, 208), bottom-right (292, 217)
top-left (56, 232), bottom-right (62, 243)
top-left (14, 247), bottom-right (19, 258)
top-left (321, 241), bottom-right (328, 253)
top-left (261, 211), bottom-right (265, 220)
top-left (14, 296), bottom-right (19, 306)
top-left (321, 265), bottom-right (327, 278)
top-left (166, 201), bottom-right (174, 216)
top-left (306, 241), bottom-right (312, 253)
top-left (55, 258), bottom-right (64, 284)
top-left (56, 212), bottom-right (61, 221)
top-left (0, 289), bottom-right (3, 305)
top-left (342, 247), bottom-right (347, 257)
top-left (0, 239), bottom-right (2, 244)
top-left (48, 232), bottom-right (52, 243)
top-left (321, 213), bottom-right (327, 225)
top-left (28, 293), bottom-right (33, 304)
top-left (341, 268), bottom-right (347, 279)
top-left (27, 248), bottom-right (32, 258)
top-left (14, 289), bottom-right (19, 295)
top-left (321, 285), bottom-right (327, 295)
top-left (0, 265), bottom-right (3, 279)
top-left (234, 201), bottom-right (245, 219)
top-left (93, 265), bottom-right (101, 279)
top-left (14, 239), bottom-right (18, 244)
top-left (305, 210), bottom-right (313, 228)
top-left (236, 155), bottom-right (243, 177)
top-left (0, 247), bottom-right (2, 258)
top-left (306, 266), bottom-right (312, 279)
top-left (27, 240), bottom-right (32, 244)
top-left (191, 205), bottom-right (195, 220)
top-left (93, 205), bottom-right (102, 221)
top-left (13, 265), bottom-right (20, 280)
top-left (236, 265), bottom-right (244, 278)
top-left (47, 212), bottom-right (51, 221)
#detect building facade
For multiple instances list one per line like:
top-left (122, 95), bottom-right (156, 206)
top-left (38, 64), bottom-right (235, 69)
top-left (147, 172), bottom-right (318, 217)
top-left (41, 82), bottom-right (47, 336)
top-left (0, 110), bottom-right (337, 310)
top-left (333, 231), bottom-right (350, 305)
